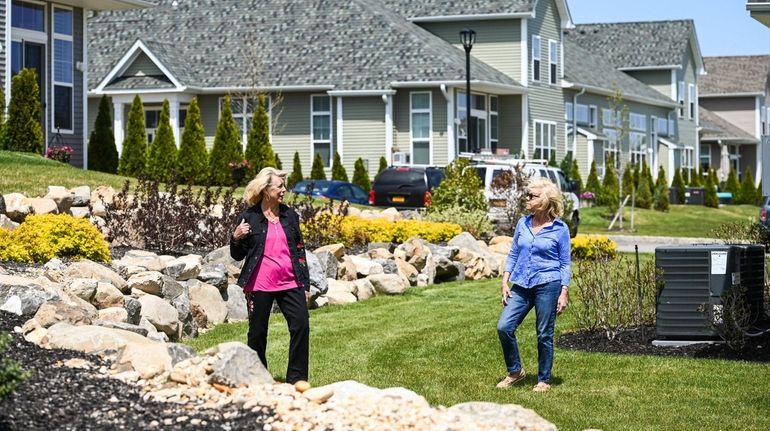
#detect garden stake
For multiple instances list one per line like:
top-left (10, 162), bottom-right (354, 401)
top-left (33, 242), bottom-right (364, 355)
top-left (635, 244), bottom-right (644, 342)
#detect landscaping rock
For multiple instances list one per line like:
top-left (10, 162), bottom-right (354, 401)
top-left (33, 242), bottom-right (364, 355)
top-left (349, 255), bottom-right (383, 277)
top-left (63, 260), bottom-right (128, 293)
top-left (90, 201), bottom-right (107, 217)
top-left (93, 282), bottom-right (125, 309)
top-left (203, 245), bottom-right (238, 266)
top-left (306, 251), bottom-right (328, 299)
top-left (198, 264), bottom-right (228, 290)
top-left (367, 274), bottom-right (407, 295)
top-left (189, 281), bottom-right (228, 325)
top-left (352, 278), bottom-right (376, 300)
top-left (314, 243), bottom-right (345, 260)
top-left (127, 271), bottom-right (164, 296)
top-left (167, 343), bottom-right (197, 366)
top-left (0, 275), bottom-right (60, 316)
top-left (137, 295), bottom-right (180, 338)
top-left (314, 250), bottom-right (338, 279)
top-left (337, 256), bottom-right (358, 281)
top-left (4, 193), bottom-right (33, 223)
top-left (66, 278), bottom-right (98, 303)
top-left (163, 254), bottom-right (202, 281)
top-left (91, 320), bottom-right (148, 337)
top-left (448, 402), bottom-right (557, 431)
top-left (170, 286), bottom-right (197, 337)
top-left (123, 296), bottom-right (142, 325)
top-left (0, 194), bottom-right (5, 214)
top-left (394, 258), bottom-right (418, 286)
top-left (97, 306), bottom-right (129, 323)
top-left (325, 279), bottom-right (357, 305)
top-left (224, 284), bottom-right (248, 322)
top-left (120, 250), bottom-right (166, 272)
top-left (0, 214), bottom-right (18, 230)
top-left (68, 207), bottom-right (91, 218)
top-left (70, 186), bottom-right (91, 207)
top-left (209, 343), bottom-right (274, 387)
top-left (27, 197), bottom-right (59, 215)
top-left (32, 300), bottom-right (96, 328)
top-left (160, 276), bottom-right (186, 301)
top-left (45, 186), bottom-right (74, 213)
top-left (114, 338), bottom-right (173, 379)
top-left (373, 258), bottom-right (398, 275)
top-left (368, 248), bottom-right (393, 260)
top-left (91, 185), bottom-right (116, 206)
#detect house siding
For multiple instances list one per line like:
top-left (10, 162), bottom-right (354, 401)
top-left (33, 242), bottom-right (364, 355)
top-left (699, 97), bottom-right (758, 137)
top-left (62, 7), bottom-right (86, 167)
top-left (393, 88), bottom-right (447, 166)
top-left (341, 96), bottom-right (385, 179)
top-left (419, 20), bottom-right (521, 81)
top-left (625, 70), bottom-right (673, 100)
top-left (676, 44), bottom-right (698, 150)
top-left (124, 53), bottom-right (163, 77)
top-left (499, 94), bottom-right (522, 153)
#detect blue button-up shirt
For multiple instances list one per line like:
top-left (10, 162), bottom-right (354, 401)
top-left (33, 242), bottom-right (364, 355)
top-left (504, 215), bottom-right (571, 289)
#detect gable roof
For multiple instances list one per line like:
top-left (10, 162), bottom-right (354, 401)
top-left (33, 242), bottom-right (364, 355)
top-left (699, 56), bottom-right (770, 96)
top-left (562, 38), bottom-right (675, 107)
top-left (88, 0), bottom-right (524, 94)
top-left (379, 0), bottom-right (573, 28)
top-left (567, 20), bottom-right (704, 73)
top-left (699, 107), bottom-right (758, 143)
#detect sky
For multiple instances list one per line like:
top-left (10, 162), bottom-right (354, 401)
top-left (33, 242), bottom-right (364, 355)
top-left (568, 0), bottom-right (770, 57)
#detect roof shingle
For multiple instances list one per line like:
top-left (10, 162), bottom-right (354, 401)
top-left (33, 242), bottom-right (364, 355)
top-left (699, 56), bottom-right (770, 96)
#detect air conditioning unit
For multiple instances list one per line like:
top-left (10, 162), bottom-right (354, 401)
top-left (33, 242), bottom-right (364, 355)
top-left (655, 244), bottom-right (765, 341)
top-left (393, 152), bottom-right (410, 165)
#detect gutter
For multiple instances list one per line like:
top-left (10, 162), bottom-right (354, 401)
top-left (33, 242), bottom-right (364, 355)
top-left (572, 86), bottom-right (586, 150)
top-left (617, 65), bottom-right (681, 71)
top-left (391, 80), bottom-right (527, 94)
top-left (562, 80), bottom-right (677, 108)
top-left (327, 90), bottom-right (396, 97)
top-left (409, 12), bottom-right (534, 23)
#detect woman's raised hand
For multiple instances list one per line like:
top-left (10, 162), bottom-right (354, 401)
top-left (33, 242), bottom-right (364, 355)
top-left (233, 219), bottom-right (251, 240)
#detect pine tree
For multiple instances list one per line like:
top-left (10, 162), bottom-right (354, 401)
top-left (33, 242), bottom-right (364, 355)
top-left (245, 94), bottom-right (274, 176)
top-left (378, 156), bottom-right (388, 175)
top-left (352, 157), bottom-right (371, 192)
top-left (287, 151), bottom-right (304, 189)
top-left (548, 151), bottom-right (558, 167)
top-left (708, 169), bottom-right (719, 191)
top-left (641, 159), bottom-right (654, 194)
top-left (671, 167), bottom-right (686, 204)
top-left (118, 95), bottom-right (148, 177)
top-left (598, 154), bottom-right (619, 210)
top-left (6, 68), bottom-right (43, 154)
top-left (704, 174), bottom-right (719, 208)
top-left (621, 164), bottom-right (634, 201)
top-left (585, 160), bottom-right (601, 196)
top-left (87, 95), bottom-right (118, 173)
top-left (331, 152), bottom-right (348, 181)
top-left (690, 168), bottom-right (702, 187)
top-left (310, 152), bottom-right (327, 180)
top-left (177, 98), bottom-right (208, 185)
top-left (757, 180), bottom-right (763, 202)
top-left (635, 173), bottom-right (653, 209)
top-left (560, 153), bottom-right (573, 181)
top-left (653, 183), bottom-right (670, 212)
top-left (274, 153), bottom-right (282, 170)
top-left (655, 166), bottom-right (668, 190)
top-left (737, 167), bottom-right (757, 205)
top-left (571, 158), bottom-right (582, 192)
top-left (0, 88), bottom-right (6, 150)
top-left (146, 99), bottom-right (178, 182)
top-left (208, 95), bottom-right (243, 186)
top-left (724, 167), bottom-right (739, 197)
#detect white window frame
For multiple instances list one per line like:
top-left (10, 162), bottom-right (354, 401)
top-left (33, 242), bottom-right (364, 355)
top-left (548, 39), bottom-right (558, 85)
top-left (532, 35), bottom-right (541, 82)
top-left (682, 146), bottom-right (694, 178)
top-left (630, 131), bottom-right (647, 165)
top-left (565, 102), bottom-right (573, 121)
top-left (145, 106), bottom-right (188, 146)
top-left (534, 120), bottom-right (556, 161)
top-left (310, 94), bottom-right (333, 167)
top-left (700, 143), bottom-right (711, 171)
top-left (629, 112), bottom-right (646, 131)
top-left (602, 108), bottom-right (615, 128)
top-left (678, 81), bottom-right (685, 118)
top-left (11, 0), bottom-right (48, 138)
top-left (589, 105), bottom-right (598, 128)
top-left (52, 5), bottom-right (74, 134)
top-left (489, 95), bottom-right (498, 151)
top-left (602, 128), bottom-right (620, 175)
top-left (410, 91), bottom-right (432, 166)
top-left (688, 84), bottom-right (696, 120)
top-left (219, 96), bottom-right (272, 148)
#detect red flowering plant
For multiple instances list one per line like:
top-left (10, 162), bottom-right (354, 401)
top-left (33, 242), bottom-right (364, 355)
top-left (46, 146), bottom-right (74, 163)
top-left (228, 159), bottom-right (251, 170)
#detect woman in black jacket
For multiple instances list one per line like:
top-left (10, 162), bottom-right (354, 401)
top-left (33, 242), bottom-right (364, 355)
top-left (230, 167), bottom-right (310, 384)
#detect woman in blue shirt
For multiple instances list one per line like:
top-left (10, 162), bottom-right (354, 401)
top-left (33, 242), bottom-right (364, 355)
top-left (496, 177), bottom-right (570, 392)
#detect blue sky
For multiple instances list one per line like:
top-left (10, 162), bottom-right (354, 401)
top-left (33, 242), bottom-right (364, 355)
top-left (568, 0), bottom-right (769, 56)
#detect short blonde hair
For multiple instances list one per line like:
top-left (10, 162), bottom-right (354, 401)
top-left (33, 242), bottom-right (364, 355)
top-left (244, 167), bottom-right (288, 206)
top-left (527, 176), bottom-right (563, 219)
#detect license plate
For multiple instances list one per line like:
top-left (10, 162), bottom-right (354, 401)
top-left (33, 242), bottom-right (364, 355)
top-left (392, 196), bottom-right (405, 203)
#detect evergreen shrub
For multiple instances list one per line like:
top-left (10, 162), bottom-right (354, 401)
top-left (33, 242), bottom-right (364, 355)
top-left (208, 95), bottom-right (243, 186)
top-left (118, 95), bottom-right (148, 177)
top-left (288, 151), bottom-right (304, 189)
top-left (310, 152), bottom-right (326, 180)
top-left (88, 95), bottom-right (118, 173)
top-left (177, 97), bottom-right (208, 185)
top-left (429, 158), bottom-right (485, 212)
top-left (331, 152), bottom-right (348, 181)
top-left (352, 157), bottom-right (371, 192)
top-left (245, 94), bottom-right (274, 177)
top-left (145, 99), bottom-right (178, 182)
top-left (6, 69), bottom-right (43, 154)
top-left (0, 214), bottom-right (110, 263)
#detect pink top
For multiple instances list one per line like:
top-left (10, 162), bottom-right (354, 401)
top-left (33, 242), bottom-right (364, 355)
top-left (244, 220), bottom-right (299, 292)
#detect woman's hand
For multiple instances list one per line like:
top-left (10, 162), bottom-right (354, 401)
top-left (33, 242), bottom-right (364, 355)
top-left (233, 219), bottom-right (251, 240)
top-left (501, 280), bottom-right (512, 306)
top-left (556, 288), bottom-right (569, 315)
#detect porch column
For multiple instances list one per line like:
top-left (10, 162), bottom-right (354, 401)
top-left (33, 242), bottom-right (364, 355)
top-left (169, 97), bottom-right (180, 147)
top-left (521, 95), bottom-right (529, 158)
top-left (336, 97), bottom-right (344, 160)
top-left (384, 95), bottom-right (393, 164)
top-left (113, 101), bottom-right (125, 155)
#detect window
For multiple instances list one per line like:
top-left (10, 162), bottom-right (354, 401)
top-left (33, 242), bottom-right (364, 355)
top-left (630, 132), bottom-right (647, 165)
top-left (688, 84), bottom-right (696, 120)
top-left (629, 113), bottom-right (646, 131)
top-left (457, 91), bottom-right (468, 153)
top-left (548, 40), bottom-right (558, 85)
top-left (575, 104), bottom-right (589, 125)
top-left (532, 35), bottom-right (541, 82)
top-left (589, 105), bottom-right (598, 128)
top-left (145, 107), bottom-right (188, 144)
top-left (534, 121), bottom-right (556, 161)
top-left (602, 108), bottom-right (615, 127)
top-left (311, 95), bottom-right (332, 167)
top-left (682, 146), bottom-right (694, 178)
top-left (657, 117), bottom-right (668, 136)
top-left (700, 144), bottom-right (711, 171)
top-left (53, 7), bottom-right (73, 132)
top-left (410, 92), bottom-right (432, 165)
top-left (762, 106), bottom-right (767, 135)
top-left (565, 102), bottom-right (573, 121)
top-left (12, 0), bottom-right (44, 31)
top-left (602, 129), bottom-right (620, 174)
top-left (490, 96), bottom-right (498, 152)
top-left (678, 81), bottom-right (685, 118)
top-left (221, 96), bottom-right (272, 147)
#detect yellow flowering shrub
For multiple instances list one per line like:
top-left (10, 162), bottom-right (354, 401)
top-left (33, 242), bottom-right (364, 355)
top-left (338, 216), bottom-right (462, 246)
top-left (570, 234), bottom-right (617, 260)
top-left (0, 214), bottom-right (111, 263)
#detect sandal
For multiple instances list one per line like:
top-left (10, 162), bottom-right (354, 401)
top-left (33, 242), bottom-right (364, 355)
top-left (532, 382), bottom-right (551, 392)
top-left (496, 369), bottom-right (525, 388)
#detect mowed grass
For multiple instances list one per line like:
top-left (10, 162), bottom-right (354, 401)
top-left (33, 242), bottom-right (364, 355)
top-left (187, 279), bottom-right (769, 431)
top-left (579, 204), bottom-right (758, 237)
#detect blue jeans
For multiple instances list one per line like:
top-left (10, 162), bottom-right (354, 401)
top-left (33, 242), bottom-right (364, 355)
top-left (497, 281), bottom-right (561, 383)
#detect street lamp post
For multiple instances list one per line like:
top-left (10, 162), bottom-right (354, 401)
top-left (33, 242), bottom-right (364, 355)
top-left (460, 28), bottom-right (476, 153)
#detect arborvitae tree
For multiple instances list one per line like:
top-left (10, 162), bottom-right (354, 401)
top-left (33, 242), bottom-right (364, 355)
top-left (274, 153), bottom-right (282, 170)
top-left (0, 88), bottom-right (6, 150)
top-left (352, 157), bottom-right (371, 192)
top-left (737, 167), bottom-right (757, 205)
top-left (176, 98), bottom-right (208, 185)
top-left (146, 99), bottom-right (178, 182)
top-left (641, 159), bottom-right (654, 194)
top-left (310, 152), bottom-right (327, 180)
top-left (571, 158), bottom-right (582, 192)
top-left (331, 152), bottom-right (348, 181)
top-left (621, 164), bottom-right (635, 200)
top-left (704, 174), bottom-right (719, 208)
top-left (672, 167), bottom-right (686, 204)
top-left (708, 168), bottom-right (719, 191)
top-left (287, 151), bottom-right (303, 188)
top-left (757, 180), bottom-right (764, 202)
top-left (118, 95), bottom-right (148, 177)
top-left (655, 166), bottom-right (668, 190)
top-left (245, 94), bottom-right (274, 177)
top-left (585, 160), bottom-right (601, 195)
top-left (724, 167), bottom-right (739, 197)
top-left (378, 156), bottom-right (388, 175)
top-left (560, 153), bottom-right (573, 181)
top-left (6, 68), bottom-right (43, 154)
top-left (690, 168), bottom-right (702, 187)
top-left (653, 183), bottom-right (670, 212)
top-left (635, 174), bottom-right (653, 209)
top-left (208, 95), bottom-right (243, 186)
top-left (548, 151), bottom-right (558, 167)
top-left (632, 164), bottom-right (641, 189)
top-left (598, 155), bottom-right (619, 210)
top-left (87, 95), bottom-right (118, 173)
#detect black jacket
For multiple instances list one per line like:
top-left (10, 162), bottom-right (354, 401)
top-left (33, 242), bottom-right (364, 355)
top-left (230, 203), bottom-right (310, 291)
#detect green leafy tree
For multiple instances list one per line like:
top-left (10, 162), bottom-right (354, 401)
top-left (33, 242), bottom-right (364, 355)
top-left (378, 156), bottom-right (388, 175)
top-left (653, 183), bottom-right (670, 212)
top-left (430, 157), bottom-right (486, 212)
top-left (671, 167), bottom-right (686, 204)
top-left (6, 68), bottom-right (43, 154)
top-left (724, 167), bottom-right (739, 197)
top-left (118, 95), bottom-right (147, 177)
top-left (704, 173), bottom-right (719, 208)
top-left (245, 94), bottom-right (274, 176)
top-left (176, 97), bottom-right (208, 185)
top-left (585, 160), bottom-right (601, 196)
top-left (635, 174), bottom-right (653, 209)
top-left (621, 164), bottom-right (635, 200)
top-left (331, 151), bottom-right (348, 181)
top-left (598, 154), bottom-right (619, 210)
top-left (208, 95), bottom-right (243, 186)
top-left (146, 99), bottom-right (178, 182)
top-left (310, 152), bottom-right (327, 180)
top-left (87, 95), bottom-right (118, 173)
top-left (288, 151), bottom-right (304, 188)
top-left (736, 167), bottom-right (757, 205)
top-left (571, 158), bottom-right (582, 192)
top-left (352, 157), bottom-right (371, 192)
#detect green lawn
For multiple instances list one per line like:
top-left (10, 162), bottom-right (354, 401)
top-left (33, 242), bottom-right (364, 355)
top-left (186, 280), bottom-right (769, 431)
top-left (579, 204), bottom-right (758, 237)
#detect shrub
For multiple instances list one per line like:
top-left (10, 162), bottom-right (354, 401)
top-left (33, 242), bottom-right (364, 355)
top-left (378, 156), bottom-right (388, 175)
top-left (711, 220), bottom-right (770, 250)
top-left (429, 157), bottom-right (486, 212)
top-left (655, 166), bottom-right (667, 190)
top-left (310, 152), bottom-right (326, 180)
top-left (597, 155), bottom-right (619, 210)
top-left (548, 151), bottom-right (558, 167)
top-left (245, 94), bottom-right (275, 177)
top-left (635, 174), bottom-right (652, 209)
top-left (118, 95), bottom-right (148, 177)
top-left (704, 174), bottom-right (719, 208)
top-left (88, 95), bottom-right (118, 173)
top-left (699, 286), bottom-right (753, 350)
top-left (288, 151), bottom-right (304, 189)
top-left (690, 168), bottom-right (702, 187)
top-left (653, 183), bottom-right (670, 212)
top-left (208, 95), bottom-right (243, 186)
top-left (0, 87), bottom-right (6, 150)
top-left (352, 157), bottom-right (371, 192)
top-left (560, 153), bottom-right (573, 181)
top-left (671, 167), bottom-right (686, 204)
top-left (0, 214), bottom-right (110, 263)
top-left (725, 167), bottom-right (739, 197)
top-left (45, 145), bottom-right (74, 164)
top-left (299, 208), bottom-right (346, 250)
top-left (489, 165), bottom-right (530, 231)
top-left (336, 216), bottom-right (462, 246)
top-left (177, 97), bottom-right (208, 185)
top-left (145, 99), bottom-right (178, 182)
top-left (331, 151), bottom-right (348, 181)
top-left (6, 68), bottom-right (43, 154)
top-left (736, 167), bottom-right (757, 205)
top-left (585, 160), bottom-right (601, 197)
top-left (570, 234), bottom-right (617, 260)
top-left (571, 158), bottom-right (582, 192)
top-left (424, 207), bottom-right (492, 239)
top-left (621, 164), bottom-right (634, 200)
top-left (641, 159), bottom-right (654, 195)
top-left (0, 332), bottom-right (30, 401)
top-left (274, 153), bottom-right (282, 170)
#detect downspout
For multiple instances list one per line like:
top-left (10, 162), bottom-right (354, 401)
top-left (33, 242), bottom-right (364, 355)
top-left (572, 87), bottom-right (586, 152)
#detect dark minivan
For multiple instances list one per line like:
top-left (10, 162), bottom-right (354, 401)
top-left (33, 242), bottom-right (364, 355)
top-left (369, 166), bottom-right (444, 209)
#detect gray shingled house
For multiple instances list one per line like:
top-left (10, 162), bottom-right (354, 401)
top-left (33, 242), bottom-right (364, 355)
top-left (565, 20), bottom-right (705, 183)
top-left (748, 0), bottom-right (770, 28)
top-left (2, 0), bottom-right (150, 168)
top-left (698, 55), bottom-right (770, 183)
top-left (87, 0), bottom-right (573, 175)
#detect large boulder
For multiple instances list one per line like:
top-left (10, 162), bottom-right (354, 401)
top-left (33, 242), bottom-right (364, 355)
top-left (137, 295), bottom-right (180, 338)
top-left (90, 186), bottom-right (116, 206)
top-left (123, 297), bottom-right (142, 325)
top-left (314, 250), bottom-right (338, 280)
top-left (393, 258), bottom-right (418, 286)
top-left (97, 307), bottom-right (129, 323)
top-left (349, 255), bottom-right (383, 277)
top-left (65, 278), bottom-right (98, 303)
top-left (313, 243), bottom-right (345, 260)
top-left (0, 214), bottom-right (18, 230)
top-left (352, 278), bottom-right (376, 301)
top-left (27, 198), bottom-right (58, 215)
top-left (306, 251), bottom-right (328, 300)
top-left (325, 279), bottom-right (357, 305)
top-left (189, 281), bottom-right (228, 326)
top-left (198, 263), bottom-right (228, 290)
top-left (4, 193), bottom-right (32, 222)
top-left (127, 271), bottom-right (164, 296)
top-left (0, 275), bottom-right (60, 316)
top-left (44, 186), bottom-right (74, 213)
top-left (448, 402), bottom-right (557, 431)
top-left (70, 186), bottom-right (91, 207)
top-left (93, 282), bottom-right (125, 309)
top-left (32, 300), bottom-right (96, 328)
top-left (367, 274), bottom-right (407, 295)
top-left (209, 343), bottom-right (273, 387)
top-left (118, 250), bottom-right (166, 272)
top-left (160, 276), bottom-right (186, 301)
top-left (337, 256), bottom-right (358, 282)
top-left (224, 284), bottom-right (248, 322)
top-left (113, 338), bottom-right (173, 379)
top-left (163, 254), bottom-right (202, 281)
top-left (63, 261), bottom-right (128, 293)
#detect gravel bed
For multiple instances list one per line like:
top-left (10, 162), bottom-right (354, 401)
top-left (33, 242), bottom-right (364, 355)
top-left (0, 311), bottom-right (272, 430)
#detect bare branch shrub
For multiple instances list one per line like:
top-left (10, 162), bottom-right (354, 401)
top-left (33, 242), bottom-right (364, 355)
top-left (698, 287), bottom-right (753, 350)
top-left (489, 164), bottom-right (530, 232)
top-left (711, 221), bottom-right (770, 250)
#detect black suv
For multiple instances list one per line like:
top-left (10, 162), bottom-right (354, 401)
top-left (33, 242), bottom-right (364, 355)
top-left (369, 166), bottom-right (445, 209)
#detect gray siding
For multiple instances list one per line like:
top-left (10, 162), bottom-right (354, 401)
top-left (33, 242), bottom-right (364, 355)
top-left (62, 8), bottom-right (86, 167)
top-left (271, 92), bottom-right (315, 174)
top-left (341, 97), bottom-right (385, 179)
top-left (625, 70), bottom-right (673, 100)
top-left (393, 89), bottom-right (447, 166)
top-left (499, 94), bottom-right (521, 153)
top-left (676, 43), bottom-right (698, 149)
top-left (124, 52), bottom-right (163, 77)
top-left (419, 20), bottom-right (522, 81)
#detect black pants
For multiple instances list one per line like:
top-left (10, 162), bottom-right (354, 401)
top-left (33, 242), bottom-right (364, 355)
top-left (246, 287), bottom-right (309, 384)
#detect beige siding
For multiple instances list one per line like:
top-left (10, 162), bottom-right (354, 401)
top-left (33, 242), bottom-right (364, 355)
top-left (420, 20), bottom-right (522, 81)
top-left (499, 95), bottom-right (522, 153)
top-left (124, 53), bottom-right (163, 77)
top-left (625, 70), bottom-right (673, 99)
top-left (700, 97), bottom-right (758, 137)
top-left (677, 44), bottom-right (698, 149)
top-left (393, 89), bottom-right (447, 166)
top-left (658, 142), bottom-right (669, 173)
top-left (575, 133), bottom-right (590, 182)
top-left (342, 97), bottom-right (385, 179)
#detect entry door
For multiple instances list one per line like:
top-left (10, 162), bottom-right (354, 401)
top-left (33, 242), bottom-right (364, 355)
top-left (12, 41), bottom-right (46, 131)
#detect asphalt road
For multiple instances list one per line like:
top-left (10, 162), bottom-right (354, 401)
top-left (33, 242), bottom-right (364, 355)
top-left (607, 235), bottom-right (723, 254)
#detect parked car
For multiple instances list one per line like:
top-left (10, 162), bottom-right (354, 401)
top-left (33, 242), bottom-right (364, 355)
top-left (369, 166), bottom-right (445, 209)
top-left (290, 180), bottom-right (369, 205)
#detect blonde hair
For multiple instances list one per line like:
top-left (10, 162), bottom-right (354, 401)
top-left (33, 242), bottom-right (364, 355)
top-left (527, 176), bottom-right (563, 219)
top-left (244, 167), bottom-right (288, 206)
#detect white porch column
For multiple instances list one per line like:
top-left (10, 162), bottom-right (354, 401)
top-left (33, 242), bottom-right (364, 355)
top-left (336, 97), bottom-right (344, 160)
top-left (446, 89), bottom-right (455, 162)
top-left (521, 95), bottom-right (529, 158)
top-left (113, 101), bottom-right (125, 155)
top-left (384, 95), bottom-right (393, 164)
top-left (169, 97), bottom-right (180, 147)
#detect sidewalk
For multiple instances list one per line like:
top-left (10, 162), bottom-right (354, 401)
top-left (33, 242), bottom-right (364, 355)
top-left (606, 235), bottom-right (722, 253)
